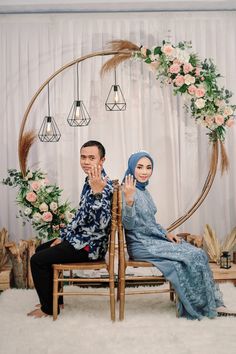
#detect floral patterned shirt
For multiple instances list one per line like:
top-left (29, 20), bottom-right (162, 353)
top-left (60, 171), bottom-right (113, 260)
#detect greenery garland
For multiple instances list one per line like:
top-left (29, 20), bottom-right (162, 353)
top-left (133, 41), bottom-right (236, 142)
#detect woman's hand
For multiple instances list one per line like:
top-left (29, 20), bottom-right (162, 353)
top-left (88, 165), bottom-right (107, 194)
top-left (122, 174), bottom-right (136, 206)
top-left (166, 233), bottom-right (181, 243)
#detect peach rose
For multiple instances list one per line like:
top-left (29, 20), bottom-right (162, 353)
top-left (26, 191), bottom-right (37, 203)
top-left (195, 87), bottom-right (206, 98)
top-left (140, 47), bottom-right (147, 57)
top-left (30, 181), bottom-right (41, 191)
top-left (169, 63), bottom-right (180, 74)
top-left (226, 117), bottom-right (234, 127)
top-left (215, 99), bottom-right (225, 107)
top-left (183, 63), bottom-right (193, 74)
top-left (214, 114), bottom-right (224, 126)
top-left (161, 44), bottom-right (175, 57)
top-left (188, 85), bottom-right (197, 95)
top-left (205, 116), bottom-right (214, 127)
top-left (149, 61), bottom-right (160, 72)
top-left (223, 106), bottom-right (233, 116)
top-left (174, 75), bottom-right (185, 87)
top-left (42, 211), bottom-right (53, 222)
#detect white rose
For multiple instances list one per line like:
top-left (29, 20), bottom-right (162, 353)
top-left (195, 98), bottom-right (206, 109)
top-left (24, 207), bottom-right (32, 216)
top-left (223, 106), bottom-right (233, 116)
top-left (184, 74), bottom-right (195, 85)
top-left (24, 171), bottom-right (33, 181)
top-left (33, 212), bottom-right (42, 222)
top-left (65, 211), bottom-right (75, 223)
top-left (175, 48), bottom-right (190, 63)
top-left (50, 201), bottom-right (58, 212)
top-left (39, 202), bottom-right (49, 212)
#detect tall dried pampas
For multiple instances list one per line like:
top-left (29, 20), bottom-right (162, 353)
top-left (204, 224), bottom-right (236, 262)
top-left (101, 40), bottom-right (140, 76)
top-left (18, 130), bottom-right (36, 177)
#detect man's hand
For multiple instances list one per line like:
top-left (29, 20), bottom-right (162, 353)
top-left (88, 165), bottom-right (107, 194)
top-left (122, 174), bottom-right (136, 206)
top-left (166, 233), bottom-right (181, 243)
top-left (50, 238), bottom-right (62, 247)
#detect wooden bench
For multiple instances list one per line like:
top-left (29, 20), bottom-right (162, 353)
top-left (210, 263), bottom-right (236, 286)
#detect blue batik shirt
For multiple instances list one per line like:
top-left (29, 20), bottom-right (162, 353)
top-left (60, 171), bottom-right (113, 260)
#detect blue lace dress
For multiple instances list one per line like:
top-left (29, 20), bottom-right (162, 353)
top-left (122, 188), bottom-right (224, 320)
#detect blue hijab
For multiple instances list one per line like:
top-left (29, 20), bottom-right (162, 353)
top-left (123, 151), bottom-right (154, 191)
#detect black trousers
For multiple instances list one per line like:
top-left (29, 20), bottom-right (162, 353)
top-left (30, 239), bottom-right (89, 315)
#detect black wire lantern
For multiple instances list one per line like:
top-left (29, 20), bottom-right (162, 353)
top-left (220, 251), bottom-right (231, 269)
top-left (105, 69), bottom-right (126, 111)
top-left (38, 83), bottom-right (61, 142)
top-left (67, 63), bottom-right (91, 127)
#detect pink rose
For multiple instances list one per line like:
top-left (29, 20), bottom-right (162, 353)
top-left (169, 63), bottom-right (180, 74)
top-left (201, 77), bottom-right (205, 81)
top-left (195, 87), bottom-right (206, 98)
top-left (174, 75), bottom-right (185, 87)
top-left (30, 181), bottom-right (41, 191)
top-left (195, 67), bottom-right (201, 76)
top-left (226, 117), bottom-right (234, 127)
top-left (42, 211), bottom-right (53, 222)
top-left (214, 114), bottom-right (224, 126)
top-left (161, 44), bottom-right (175, 57)
top-left (188, 85), bottom-right (197, 95)
top-left (183, 63), bottom-right (193, 74)
top-left (26, 191), bottom-right (37, 203)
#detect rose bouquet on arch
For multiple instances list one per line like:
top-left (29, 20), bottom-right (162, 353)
top-left (2, 169), bottom-right (75, 240)
top-left (133, 40), bottom-right (236, 142)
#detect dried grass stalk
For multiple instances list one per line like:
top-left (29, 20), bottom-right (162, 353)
top-left (19, 130), bottom-right (36, 176)
top-left (222, 227), bottom-right (236, 252)
top-left (220, 140), bottom-right (229, 175)
top-left (101, 40), bottom-right (140, 76)
top-left (0, 228), bottom-right (9, 269)
top-left (203, 224), bottom-right (221, 262)
top-left (209, 141), bottom-right (218, 177)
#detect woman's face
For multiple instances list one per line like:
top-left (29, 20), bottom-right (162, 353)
top-left (134, 157), bottom-right (153, 183)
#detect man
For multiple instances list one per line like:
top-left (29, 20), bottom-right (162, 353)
top-left (28, 140), bottom-right (113, 318)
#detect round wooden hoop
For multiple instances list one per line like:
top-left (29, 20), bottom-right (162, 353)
top-left (18, 49), bottom-right (218, 231)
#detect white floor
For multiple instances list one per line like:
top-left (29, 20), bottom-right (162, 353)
top-left (0, 283), bottom-right (236, 354)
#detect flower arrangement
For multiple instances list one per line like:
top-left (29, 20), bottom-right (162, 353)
top-left (2, 169), bottom-right (75, 240)
top-left (133, 41), bottom-right (236, 142)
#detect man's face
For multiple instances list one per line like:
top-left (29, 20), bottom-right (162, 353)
top-left (80, 146), bottom-right (105, 175)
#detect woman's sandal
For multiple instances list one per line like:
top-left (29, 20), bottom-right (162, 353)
top-left (217, 307), bottom-right (236, 317)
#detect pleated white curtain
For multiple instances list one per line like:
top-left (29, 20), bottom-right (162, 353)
top-left (0, 11), bottom-right (236, 242)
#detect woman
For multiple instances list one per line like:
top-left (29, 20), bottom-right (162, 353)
top-left (122, 151), bottom-right (230, 320)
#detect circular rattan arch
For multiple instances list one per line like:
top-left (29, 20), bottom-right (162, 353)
top-left (18, 48), bottom-right (219, 232)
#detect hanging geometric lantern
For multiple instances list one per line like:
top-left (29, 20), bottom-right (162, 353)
top-left (67, 63), bottom-right (91, 127)
top-left (38, 83), bottom-right (61, 142)
top-left (105, 69), bottom-right (126, 111)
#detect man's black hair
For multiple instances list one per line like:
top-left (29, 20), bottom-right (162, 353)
top-left (81, 140), bottom-right (106, 159)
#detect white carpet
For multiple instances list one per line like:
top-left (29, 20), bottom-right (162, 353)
top-left (0, 283), bottom-right (236, 354)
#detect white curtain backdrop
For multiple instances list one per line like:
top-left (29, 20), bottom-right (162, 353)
top-left (0, 11), bottom-right (236, 242)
